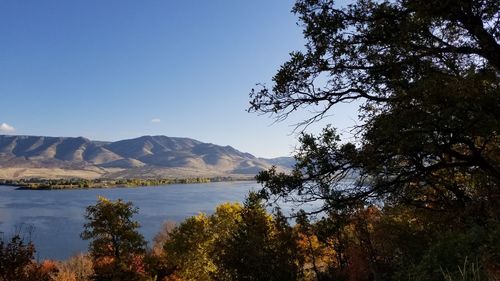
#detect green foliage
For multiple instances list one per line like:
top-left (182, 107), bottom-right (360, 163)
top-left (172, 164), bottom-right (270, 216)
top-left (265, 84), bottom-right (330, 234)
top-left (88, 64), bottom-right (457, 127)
top-left (163, 202), bottom-right (243, 281)
top-left (2, 177), bottom-right (216, 190)
top-left (162, 195), bottom-right (303, 281)
top-left (164, 213), bottom-right (213, 281)
top-left (404, 222), bottom-right (500, 280)
top-left (215, 193), bottom-right (302, 281)
top-left (81, 196), bottom-right (147, 281)
top-left (0, 234), bottom-right (56, 281)
top-left (252, 0), bottom-right (499, 213)
top-left (441, 257), bottom-right (487, 281)
top-left (0, 235), bottom-right (36, 281)
top-left (250, 0), bottom-right (499, 279)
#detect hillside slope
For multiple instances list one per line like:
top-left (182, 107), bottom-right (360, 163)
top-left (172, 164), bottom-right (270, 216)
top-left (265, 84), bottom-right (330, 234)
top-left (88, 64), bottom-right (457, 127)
top-left (0, 135), bottom-right (293, 179)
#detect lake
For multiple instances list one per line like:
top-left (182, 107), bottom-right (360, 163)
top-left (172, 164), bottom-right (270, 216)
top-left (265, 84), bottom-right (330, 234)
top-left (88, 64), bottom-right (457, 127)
top-left (0, 181), bottom-right (261, 260)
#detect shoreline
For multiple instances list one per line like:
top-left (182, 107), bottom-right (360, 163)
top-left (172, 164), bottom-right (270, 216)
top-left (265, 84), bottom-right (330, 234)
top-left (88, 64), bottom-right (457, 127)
top-left (0, 176), bottom-right (255, 190)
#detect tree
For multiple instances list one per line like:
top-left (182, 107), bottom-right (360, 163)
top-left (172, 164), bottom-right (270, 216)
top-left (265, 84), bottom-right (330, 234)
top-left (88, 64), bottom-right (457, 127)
top-left (250, 0), bottom-right (499, 279)
top-left (162, 203), bottom-right (243, 281)
top-left (251, 0), bottom-right (499, 219)
top-left (163, 213), bottom-right (213, 281)
top-left (0, 235), bottom-right (35, 281)
top-left (216, 193), bottom-right (303, 281)
top-left (295, 210), bottom-right (338, 281)
top-left (0, 233), bottom-right (56, 281)
top-left (162, 197), bottom-right (303, 281)
top-left (81, 196), bottom-right (147, 281)
top-left (53, 253), bottom-right (93, 281)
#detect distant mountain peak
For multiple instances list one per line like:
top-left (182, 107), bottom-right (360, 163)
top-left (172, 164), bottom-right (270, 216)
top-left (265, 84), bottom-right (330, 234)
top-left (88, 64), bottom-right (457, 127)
top-left (0, 134), bottom-right (293, 179)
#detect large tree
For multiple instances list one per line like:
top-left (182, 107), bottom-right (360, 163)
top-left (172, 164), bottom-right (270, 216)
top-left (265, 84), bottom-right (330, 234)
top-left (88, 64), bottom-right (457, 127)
top-left (81, 196), bottom-right (147, 281)
top-left (162, 202), bottom-right (243, 281)
top-left (215, 193), bottom-right (302, 281)
top-left (251, 0), bottom-right (499, 218)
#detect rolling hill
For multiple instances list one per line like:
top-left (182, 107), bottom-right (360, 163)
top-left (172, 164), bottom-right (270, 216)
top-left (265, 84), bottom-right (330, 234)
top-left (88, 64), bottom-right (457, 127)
top-left (0, 135), bottom-right (293, 179)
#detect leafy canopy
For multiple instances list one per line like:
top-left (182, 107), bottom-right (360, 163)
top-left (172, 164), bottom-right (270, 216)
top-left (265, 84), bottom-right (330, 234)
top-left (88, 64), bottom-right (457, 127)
top-left (251, 0), bottom-right (499, 216)
top-left (81, 196), bottom-right (147, 281)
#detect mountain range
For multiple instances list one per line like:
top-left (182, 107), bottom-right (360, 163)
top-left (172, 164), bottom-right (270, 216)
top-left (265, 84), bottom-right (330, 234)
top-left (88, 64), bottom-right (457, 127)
top-left (0, 135), bottom-right (294, 179)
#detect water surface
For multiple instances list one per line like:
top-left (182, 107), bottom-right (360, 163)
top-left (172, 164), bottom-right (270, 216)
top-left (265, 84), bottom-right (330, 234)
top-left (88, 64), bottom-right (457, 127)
top-left (0, 181), bottom-right (258, 260)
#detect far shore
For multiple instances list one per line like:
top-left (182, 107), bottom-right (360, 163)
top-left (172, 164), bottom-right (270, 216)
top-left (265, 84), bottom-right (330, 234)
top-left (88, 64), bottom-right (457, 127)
top-left (0, 176), bottom-right (255, 190)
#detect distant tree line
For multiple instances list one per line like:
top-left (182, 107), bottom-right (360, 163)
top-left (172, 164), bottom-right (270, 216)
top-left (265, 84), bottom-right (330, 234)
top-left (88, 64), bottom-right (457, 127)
top-left (0, 176), bottom-right (245, 190)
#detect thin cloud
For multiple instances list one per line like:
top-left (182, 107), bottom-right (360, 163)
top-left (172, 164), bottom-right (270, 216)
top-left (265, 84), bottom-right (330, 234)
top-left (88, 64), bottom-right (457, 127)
top-left (151, 118), bottom-right (161, 123)
top-left (0, 123), bottom-right (15, 133)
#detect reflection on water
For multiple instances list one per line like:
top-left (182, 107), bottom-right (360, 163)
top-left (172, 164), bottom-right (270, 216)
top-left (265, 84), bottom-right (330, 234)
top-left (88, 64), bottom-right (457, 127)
top-left (0, 181), bottom-right (258, 260)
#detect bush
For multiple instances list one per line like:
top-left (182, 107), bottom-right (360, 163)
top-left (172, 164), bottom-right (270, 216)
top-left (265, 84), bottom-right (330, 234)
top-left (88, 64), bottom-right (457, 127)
top-left (53, 254), bottom-right (93, 281)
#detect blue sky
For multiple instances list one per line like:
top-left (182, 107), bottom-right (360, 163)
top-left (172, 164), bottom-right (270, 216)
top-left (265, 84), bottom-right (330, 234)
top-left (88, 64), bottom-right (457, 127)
top-left (0, 0), bottom-right (357, 157)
